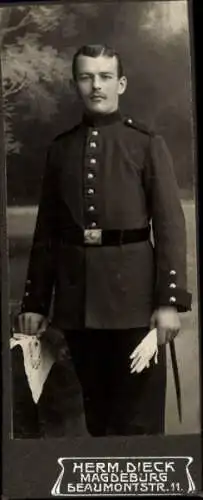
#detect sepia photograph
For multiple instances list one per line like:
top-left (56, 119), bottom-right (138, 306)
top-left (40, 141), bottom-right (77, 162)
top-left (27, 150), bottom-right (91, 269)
top-left (0, 0), bottom-right (200, 441)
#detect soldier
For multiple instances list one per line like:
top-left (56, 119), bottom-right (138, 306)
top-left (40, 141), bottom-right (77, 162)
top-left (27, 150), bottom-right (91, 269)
top-left (19, 44), bottom-right (192, 436)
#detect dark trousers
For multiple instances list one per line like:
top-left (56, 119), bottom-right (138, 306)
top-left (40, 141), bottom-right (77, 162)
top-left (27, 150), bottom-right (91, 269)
top-left (66, 328), bottom-right (166, 437)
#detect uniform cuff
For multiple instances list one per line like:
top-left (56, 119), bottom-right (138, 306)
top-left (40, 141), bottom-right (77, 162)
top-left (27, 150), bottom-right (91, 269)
top-left (155, 286), bottom-right (192, 312)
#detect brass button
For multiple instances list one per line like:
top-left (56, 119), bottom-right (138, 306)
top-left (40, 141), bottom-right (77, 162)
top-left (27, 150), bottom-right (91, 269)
top-left (92, 130), bottom-right (99, 136)
top-left (88, 188), bottom-right (94, 195)
top-left (91, 222), bottom-right (97, 228)
top-left (169, 270), bottom-right (176, 276)
top-left (127, 118), bottom-right (133, 124)
top-left (88, 205), bottom-right (95, 212)
top-left (90, 141), bottom-right (97, 148)
top-left (87, 173), bottom-right (94, 179)
top-left (90, 158), bottom-right (96, 164)
top-left (169, 283), bottom-right (176, 289)
top-left (25, 292), bottom-right (29, 297)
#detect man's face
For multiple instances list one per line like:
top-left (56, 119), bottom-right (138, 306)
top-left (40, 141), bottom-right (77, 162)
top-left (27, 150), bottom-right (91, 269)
top-left (74, 54), bottom-right (127, 114)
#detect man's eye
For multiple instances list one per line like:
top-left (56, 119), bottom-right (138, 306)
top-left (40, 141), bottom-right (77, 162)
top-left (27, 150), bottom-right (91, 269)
top-left (79, 75), bottom-right (90, 81)
top-left (101, 74), bottom-right (112, 80)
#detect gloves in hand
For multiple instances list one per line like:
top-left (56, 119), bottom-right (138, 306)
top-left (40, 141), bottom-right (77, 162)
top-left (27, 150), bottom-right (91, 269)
top-left (129, 328), bottom-right (158, 374)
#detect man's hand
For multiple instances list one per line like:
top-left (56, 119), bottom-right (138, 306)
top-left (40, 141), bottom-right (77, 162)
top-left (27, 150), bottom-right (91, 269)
top-left (18, 313), bottom-right (48, 336)
top-left (150, 307), bottom-right (181, 345)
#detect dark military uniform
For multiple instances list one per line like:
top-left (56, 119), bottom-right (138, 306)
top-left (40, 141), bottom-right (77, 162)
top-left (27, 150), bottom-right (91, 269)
top-left (21, 109), bottom-right (192, 435)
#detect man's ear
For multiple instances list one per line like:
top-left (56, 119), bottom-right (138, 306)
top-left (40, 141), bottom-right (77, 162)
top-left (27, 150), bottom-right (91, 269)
top-left (118, 76), bottom-right (127, 96)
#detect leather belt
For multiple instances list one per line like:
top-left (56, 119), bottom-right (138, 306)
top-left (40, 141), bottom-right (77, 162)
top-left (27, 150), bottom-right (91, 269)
top-left (63, 226), bottom-right (150, 246)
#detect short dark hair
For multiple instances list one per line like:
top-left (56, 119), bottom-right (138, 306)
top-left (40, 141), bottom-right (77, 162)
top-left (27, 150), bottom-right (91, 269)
top-left (72, 44), bottom-right (124, 80)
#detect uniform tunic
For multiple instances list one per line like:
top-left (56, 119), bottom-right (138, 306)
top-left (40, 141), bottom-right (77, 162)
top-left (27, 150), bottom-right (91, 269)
top-left (21, 109), bottom-right (191, 328)
top-left (21, 110), bottom-right (192, 435)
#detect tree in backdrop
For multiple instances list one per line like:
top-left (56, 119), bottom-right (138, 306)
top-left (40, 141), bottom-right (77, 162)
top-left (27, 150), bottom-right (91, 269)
top-left (0, 3), bottom-right (99, 154)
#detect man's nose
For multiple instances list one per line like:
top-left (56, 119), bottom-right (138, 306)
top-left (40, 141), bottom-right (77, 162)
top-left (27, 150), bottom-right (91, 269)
top-left (92, 76), bottom-right (101, 89)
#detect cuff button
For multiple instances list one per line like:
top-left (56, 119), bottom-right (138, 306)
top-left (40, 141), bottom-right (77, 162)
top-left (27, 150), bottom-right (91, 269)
top-left (169, 296), bottom-right (176, 304)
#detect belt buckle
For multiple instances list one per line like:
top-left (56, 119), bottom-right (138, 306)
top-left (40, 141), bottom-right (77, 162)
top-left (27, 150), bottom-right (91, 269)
top-left (84, 228), bottom-right (102, 245)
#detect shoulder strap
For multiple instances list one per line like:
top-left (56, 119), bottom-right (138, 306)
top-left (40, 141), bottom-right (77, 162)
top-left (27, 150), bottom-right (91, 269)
top-left (123, 116), bottom-right (155, 136)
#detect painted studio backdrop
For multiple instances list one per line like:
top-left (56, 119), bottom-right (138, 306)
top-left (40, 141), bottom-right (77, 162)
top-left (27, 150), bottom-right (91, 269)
top-left (0, 1), bottom-right (200, 436)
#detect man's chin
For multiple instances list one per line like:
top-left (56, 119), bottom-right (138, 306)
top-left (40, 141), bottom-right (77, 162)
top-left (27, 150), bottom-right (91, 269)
top-left (87, 102), bottom-right (108, 114)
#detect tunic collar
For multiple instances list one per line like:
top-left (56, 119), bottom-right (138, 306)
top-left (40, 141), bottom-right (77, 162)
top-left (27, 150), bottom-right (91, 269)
top-left (82, 109), bottom-right (122, 127)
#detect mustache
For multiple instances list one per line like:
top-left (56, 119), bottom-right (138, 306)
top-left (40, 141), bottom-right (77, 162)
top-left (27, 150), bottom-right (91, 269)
top-left (90, 93), bottom-right (106, 99)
